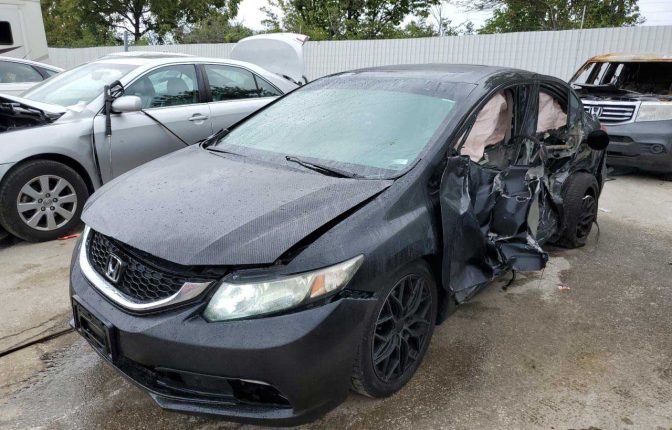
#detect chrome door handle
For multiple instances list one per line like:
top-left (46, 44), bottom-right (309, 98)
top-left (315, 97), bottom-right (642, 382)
top-left (189, 114), bottom-right (209, 122)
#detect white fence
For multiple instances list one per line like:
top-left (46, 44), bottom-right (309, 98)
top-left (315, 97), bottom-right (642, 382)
top-left (48, 25), bottom-right (672, 80)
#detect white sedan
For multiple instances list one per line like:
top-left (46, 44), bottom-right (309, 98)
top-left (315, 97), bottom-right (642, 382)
top-left (0, 57), bottom-right (63, 95)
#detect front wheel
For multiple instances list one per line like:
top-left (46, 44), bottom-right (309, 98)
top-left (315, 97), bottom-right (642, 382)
top-left (0, 160), bottom-right (88, 242)
top-left (351, 260), bottom-right (437, 398)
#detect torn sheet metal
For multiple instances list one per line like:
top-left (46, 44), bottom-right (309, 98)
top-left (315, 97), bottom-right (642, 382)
top-left (440, 156), bottom-right (549, 302)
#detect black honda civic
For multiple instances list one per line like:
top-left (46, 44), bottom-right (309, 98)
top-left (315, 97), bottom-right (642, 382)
top-left (70, 64), bottom-right (609, 425)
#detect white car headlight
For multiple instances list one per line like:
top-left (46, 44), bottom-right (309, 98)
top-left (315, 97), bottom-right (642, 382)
top-left (636, 102), bottom-right (672, 122)
top-left (203, 255), bottom-right (364, 322)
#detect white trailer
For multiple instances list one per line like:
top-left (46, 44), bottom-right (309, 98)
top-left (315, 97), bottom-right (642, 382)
top-left (0, 0), bottom-right (49, 62)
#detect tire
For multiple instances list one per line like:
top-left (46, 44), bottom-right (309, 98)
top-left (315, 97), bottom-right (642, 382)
top-left (556, 172), bottom-right (599, 249)
top-left (351, 260), bottom-right (438, 398)
top-left (0, 160), bottom-right (88, 242)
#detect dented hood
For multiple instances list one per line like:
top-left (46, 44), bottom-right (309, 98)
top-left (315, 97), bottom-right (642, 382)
top-left (82, 147), bottom-right (391, 266)
top-left (230, 33), bottom-right (309, 85)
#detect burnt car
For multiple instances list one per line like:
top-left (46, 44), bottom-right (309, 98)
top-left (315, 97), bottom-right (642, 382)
top-left (70, 65), bottom-right (609, 425)
top-left (571, 54), bottom-right (672, 177)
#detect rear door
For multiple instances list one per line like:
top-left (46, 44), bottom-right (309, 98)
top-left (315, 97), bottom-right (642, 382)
top-left (93, 63), bottom-right (213, 182)
top-left (201, 63), bottom-right (282, 132)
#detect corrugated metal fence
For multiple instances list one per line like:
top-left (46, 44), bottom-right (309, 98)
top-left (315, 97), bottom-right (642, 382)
top-left (48, 25), bottom-right (672, 80)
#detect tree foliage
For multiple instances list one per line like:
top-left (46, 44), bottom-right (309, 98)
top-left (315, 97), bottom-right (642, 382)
top-left (42, 0), bottom-right (119, 47)
top-left (472, 0), bottom-right (644, 33)
top-left (76, 0), bottom-right (242, 42)
top-left (262, 0), bottom-right (442, 40)
top-left (180, 14), bottom-right (254, 44)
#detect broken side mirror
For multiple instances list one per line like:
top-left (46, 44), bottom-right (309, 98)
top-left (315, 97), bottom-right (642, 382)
top-left (111, 95), bottom-right (142, 113)
top-left (586, 129), bottom-right (609, 151)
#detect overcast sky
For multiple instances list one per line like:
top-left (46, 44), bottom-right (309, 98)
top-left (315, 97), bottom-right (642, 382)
top-left (236, 0), bottom-right (672, 31)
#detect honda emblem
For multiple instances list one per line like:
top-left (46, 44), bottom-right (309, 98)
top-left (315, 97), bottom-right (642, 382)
top-left (589, 106), bottom-right (603, 117)
top-left (105, 254), bottom-right (125, 284)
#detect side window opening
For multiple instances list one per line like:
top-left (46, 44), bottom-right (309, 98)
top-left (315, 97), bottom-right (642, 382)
top-left (535, 86), bottom-right (583, 157)
top-left (205, 64), bottom-right (259, 101)
top-left (126, 64), bottom-right (199, 109)
top-left (0, 22), bottom-right (12, 45)
top-left (456, 89), bottom-right (515, 169)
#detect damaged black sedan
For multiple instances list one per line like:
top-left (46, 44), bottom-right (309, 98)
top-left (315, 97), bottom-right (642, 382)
top-left (70, 65), bottom-right (609, 425)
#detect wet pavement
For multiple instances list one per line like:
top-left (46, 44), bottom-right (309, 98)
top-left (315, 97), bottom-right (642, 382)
top-left (1, 174), bottom-right (671, 430)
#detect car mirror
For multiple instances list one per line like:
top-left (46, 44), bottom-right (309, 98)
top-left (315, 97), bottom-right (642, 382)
top-left (111, 95), bottom-right (142, 113)
top-left (586, 129), bottom-right (609, 151)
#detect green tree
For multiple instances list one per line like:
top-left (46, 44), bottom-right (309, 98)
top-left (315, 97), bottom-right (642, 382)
top-left (471, 0), bottom-right (644, 33)
top-left (262, 0), bottom-right (441, 40)
top-left (79, 0), bottom-right (242, 42)
top-left (180, 14), bottom-right (254, 44)
top-left (42, 0), bottom-right (119, 47)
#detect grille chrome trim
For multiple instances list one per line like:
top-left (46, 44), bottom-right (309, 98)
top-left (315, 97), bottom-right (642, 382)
top-left (79, 226), bottom-right (213, 312)
top-left (582, 100), bottom-right (640, 125)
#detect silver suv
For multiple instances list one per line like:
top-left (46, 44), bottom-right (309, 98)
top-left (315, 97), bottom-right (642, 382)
top-left (0, 34), bottom-right (307, 241)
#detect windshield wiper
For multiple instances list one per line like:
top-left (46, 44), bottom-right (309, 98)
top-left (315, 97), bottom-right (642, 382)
top-left (285, 156), bottom-right (362, 179)
top-left (202, 129), bottom-right (229, 148)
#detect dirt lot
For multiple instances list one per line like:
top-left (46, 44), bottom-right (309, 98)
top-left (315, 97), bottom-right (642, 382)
top-left (1, 174), bottom-right (671, 430)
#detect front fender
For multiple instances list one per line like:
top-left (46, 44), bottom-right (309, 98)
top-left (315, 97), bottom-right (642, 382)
top-left (0, 119), bottom-right (100, 188)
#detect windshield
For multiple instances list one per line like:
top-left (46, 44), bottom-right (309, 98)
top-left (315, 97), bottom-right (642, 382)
top-left (213, 76), bottom-right (461, 178)
top-left (572, 61), bottom-right (672, 95)
top-left (22, 62), bottom-right (138, 108)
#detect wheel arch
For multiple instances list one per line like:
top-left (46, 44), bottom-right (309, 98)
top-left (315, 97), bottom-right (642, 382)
top-left (2, 154), bottom-right (95, 195)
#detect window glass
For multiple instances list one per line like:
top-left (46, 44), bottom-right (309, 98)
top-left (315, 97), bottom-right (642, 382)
top-left (0, 22), bottom-right (12, 45)
top-left (216, 85), bottom-right (456, 176)
top-left (23, 62), bottom-right (137, 108)
top-left (256, 76), bottom-right (281, 97)
top-left (0, 61), bottom-right (43, 83)
top-left (126, 64), bottom-right (199, 108)
top-left (205, 64), bottom-right (259, 101)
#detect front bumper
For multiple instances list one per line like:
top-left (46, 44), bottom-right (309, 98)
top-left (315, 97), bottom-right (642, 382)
top-left (70, 247), bottom-right (376, 426)
top-left (605, 120), bottom-right (672, 173)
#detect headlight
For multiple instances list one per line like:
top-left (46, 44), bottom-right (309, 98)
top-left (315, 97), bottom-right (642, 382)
top-left (203, 255), bottom-right (364, 322)
top-left (636, 102), bottom-right (672, 122)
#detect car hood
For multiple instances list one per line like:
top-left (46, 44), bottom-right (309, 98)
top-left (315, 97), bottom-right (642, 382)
top-left (82, 147), bottom-right (392, 266)
top-left (0, 94), bottom-right (67, 115)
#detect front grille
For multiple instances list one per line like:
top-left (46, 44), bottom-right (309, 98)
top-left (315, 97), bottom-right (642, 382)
top-left (87, 232), bottom-right (217, 303)
top-left (583, 102), bottom-right (637, 124)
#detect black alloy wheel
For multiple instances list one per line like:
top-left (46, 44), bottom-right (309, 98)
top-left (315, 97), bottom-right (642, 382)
top-left (351, 260), bottom-right (437, 398)
top-left (372, 274), bottom-right (433, 383)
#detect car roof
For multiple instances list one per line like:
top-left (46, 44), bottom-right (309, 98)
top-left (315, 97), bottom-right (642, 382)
top-left (587, 53), bottom-right (672, 63)
top-left (99, 51), bottom-right (193, 60)
top-left (93, 53), bottom-right (282, 74)
top-left (0, 56), bottom-right (63, 71)
top-left (336, 64), bottom-right (536, 85)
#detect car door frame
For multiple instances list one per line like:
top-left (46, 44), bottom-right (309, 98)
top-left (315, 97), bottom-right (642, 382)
top-left (437, 76), bottom-right (547, 303)
top-left (92, 61), bottom-right (212, 183)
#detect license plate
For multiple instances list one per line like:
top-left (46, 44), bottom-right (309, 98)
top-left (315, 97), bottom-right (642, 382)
top-left (72, 296), bottom-right (117, 362)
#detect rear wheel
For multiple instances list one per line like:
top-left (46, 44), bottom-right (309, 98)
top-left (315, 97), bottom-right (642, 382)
top-left (556, 172), bottom-right (599, 249)
top-left (351, 260), bottom-right (437, 398)
top-left (0, 160), bottom-right (88, 242)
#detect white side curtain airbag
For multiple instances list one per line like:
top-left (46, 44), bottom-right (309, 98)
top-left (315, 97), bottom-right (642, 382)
top-left (461, 92), bottom-right (509, 162)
